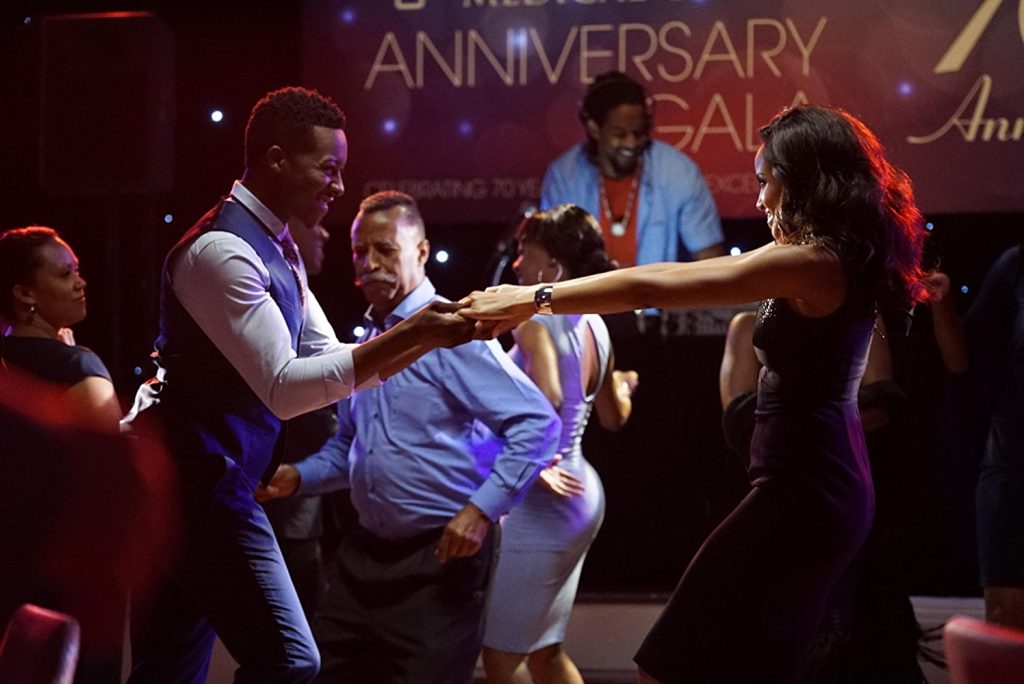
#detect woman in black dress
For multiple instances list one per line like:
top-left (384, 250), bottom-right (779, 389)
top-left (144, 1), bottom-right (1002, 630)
top-left (464, 105), bottom-right (928, 683)
top-left (0, 225), bottom-right (120, 431)
top-left (2, 225), bottom-right (138, 684)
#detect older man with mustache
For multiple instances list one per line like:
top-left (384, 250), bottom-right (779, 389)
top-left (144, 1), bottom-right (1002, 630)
top-left (262, 191), bottom-right (560, 683)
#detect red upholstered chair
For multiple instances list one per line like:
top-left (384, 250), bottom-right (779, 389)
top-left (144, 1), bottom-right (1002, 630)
top-left (0, 604), bottom-right (80, 684)
top-left (944, 614), bottom-right (1024, 684)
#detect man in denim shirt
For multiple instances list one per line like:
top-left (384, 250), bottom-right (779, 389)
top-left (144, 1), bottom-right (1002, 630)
top-left (541, 71), bottom-right (723, 268)
top-left (263, 191), bottom-right (560, 683)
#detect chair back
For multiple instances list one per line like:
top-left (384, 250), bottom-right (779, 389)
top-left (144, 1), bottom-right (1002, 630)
top-left (0, 604), bottom-right (80, 684)
top-left (945, 614), bottom-right (1024, 684)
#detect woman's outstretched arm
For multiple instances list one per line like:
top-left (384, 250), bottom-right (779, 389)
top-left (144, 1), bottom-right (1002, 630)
top-left (464, 243), bottom-right (845, 326)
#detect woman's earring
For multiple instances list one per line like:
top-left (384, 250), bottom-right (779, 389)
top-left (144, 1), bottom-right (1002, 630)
top-left (553, 264), bottom-right (564, 282)
top-left (29, 303), bottom-right (36, 315)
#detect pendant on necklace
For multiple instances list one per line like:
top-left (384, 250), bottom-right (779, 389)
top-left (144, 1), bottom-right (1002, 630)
top-left (611, 221), bottom-right (626, 237)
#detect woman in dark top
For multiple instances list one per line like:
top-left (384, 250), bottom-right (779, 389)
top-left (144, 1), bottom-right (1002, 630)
top-left (0, 226), bottom-right (120, 431)
top-left (464, 105), bottom-right (928, 683)
top-left (968, 243), bottom-right (1024, 630)
top-left (1, 226), bottom-right (126, 683)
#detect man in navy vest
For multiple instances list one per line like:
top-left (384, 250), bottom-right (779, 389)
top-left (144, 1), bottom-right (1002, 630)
top-left (127, 87), bottom-right (472, 684)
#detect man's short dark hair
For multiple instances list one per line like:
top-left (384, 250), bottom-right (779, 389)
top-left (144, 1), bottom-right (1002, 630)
top-left (358, 191), bottom-right (420, 219)
top-left (244, 86), bottom-right (346, 169)
top-left (357, 191), bottom-right (425, 238)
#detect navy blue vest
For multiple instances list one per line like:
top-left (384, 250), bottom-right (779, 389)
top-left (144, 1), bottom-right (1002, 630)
top-left (155, 198), bottom-right (303, 492)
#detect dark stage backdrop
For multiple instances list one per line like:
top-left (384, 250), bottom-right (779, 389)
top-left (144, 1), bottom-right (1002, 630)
top-left (301, 0), bottom-right (1024, 222)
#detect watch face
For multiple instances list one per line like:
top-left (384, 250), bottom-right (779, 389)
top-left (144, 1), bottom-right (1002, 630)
top-left (534, 285), bottom-right (554, 314)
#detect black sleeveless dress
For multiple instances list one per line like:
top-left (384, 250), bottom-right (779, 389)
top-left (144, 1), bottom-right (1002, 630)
top-left (635, 290), bottom-right (875, 683)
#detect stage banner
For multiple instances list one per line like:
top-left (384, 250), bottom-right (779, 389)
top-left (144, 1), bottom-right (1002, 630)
top-left (302, 0), bottom-right (1024, 222)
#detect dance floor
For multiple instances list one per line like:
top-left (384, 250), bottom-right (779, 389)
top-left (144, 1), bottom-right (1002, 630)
top-left (188, 594), bottom-right (982, 683)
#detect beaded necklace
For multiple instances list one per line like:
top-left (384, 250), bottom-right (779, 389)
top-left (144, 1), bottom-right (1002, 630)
top-left (598, 163), bottom-right (642, 237)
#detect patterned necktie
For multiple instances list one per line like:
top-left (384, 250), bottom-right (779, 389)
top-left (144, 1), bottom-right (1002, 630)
top-left (280, 233), bottom-right (306, 307)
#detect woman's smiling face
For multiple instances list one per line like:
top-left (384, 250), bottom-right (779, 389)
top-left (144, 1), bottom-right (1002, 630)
top-left (755, 147), bottom-right (786, 244)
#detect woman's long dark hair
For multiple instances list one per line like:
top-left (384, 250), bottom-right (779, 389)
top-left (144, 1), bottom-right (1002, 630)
top-left (517, 205), bottom-right (616, 278)
top-left (759, 106), bottom-right (927, 311)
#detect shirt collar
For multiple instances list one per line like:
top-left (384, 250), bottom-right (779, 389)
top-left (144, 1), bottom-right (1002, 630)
top-left (230, 180), bottom-right (287, 239)
top-left (363, 277), bottom-right (436, 332)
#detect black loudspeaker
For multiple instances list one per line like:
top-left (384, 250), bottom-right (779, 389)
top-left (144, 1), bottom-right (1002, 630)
top-left (39, 12), bottom-right (175, 194)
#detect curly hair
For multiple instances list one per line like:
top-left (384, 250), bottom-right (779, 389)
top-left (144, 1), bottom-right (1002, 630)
top-left (580, 71), bottom-right (648, 126)
top-left (0, 226), bottom-right (61, 328)
top-left (517, 205), bottom-right (616, 278)
top-left (758, 105), bottom-right (927, 311)
top-left (244, 86), bottom-right (346, 169)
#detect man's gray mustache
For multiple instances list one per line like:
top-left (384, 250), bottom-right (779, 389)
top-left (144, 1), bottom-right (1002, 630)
top-left (356, 273), bottom-right (398, 286)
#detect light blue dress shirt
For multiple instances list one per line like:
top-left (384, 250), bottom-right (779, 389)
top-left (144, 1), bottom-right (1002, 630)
top-left (540, 140), bottom-right (723, 263)
top-left (294, 278), bottom-right (560, 540)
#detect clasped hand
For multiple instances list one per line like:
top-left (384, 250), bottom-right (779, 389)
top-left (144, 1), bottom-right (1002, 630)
top-left (398, 285), bottom-right (540, 343)
top-left (458, 284), bottom-right (537, 339)
top-left (404, 300), bottom-right (476, 348)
